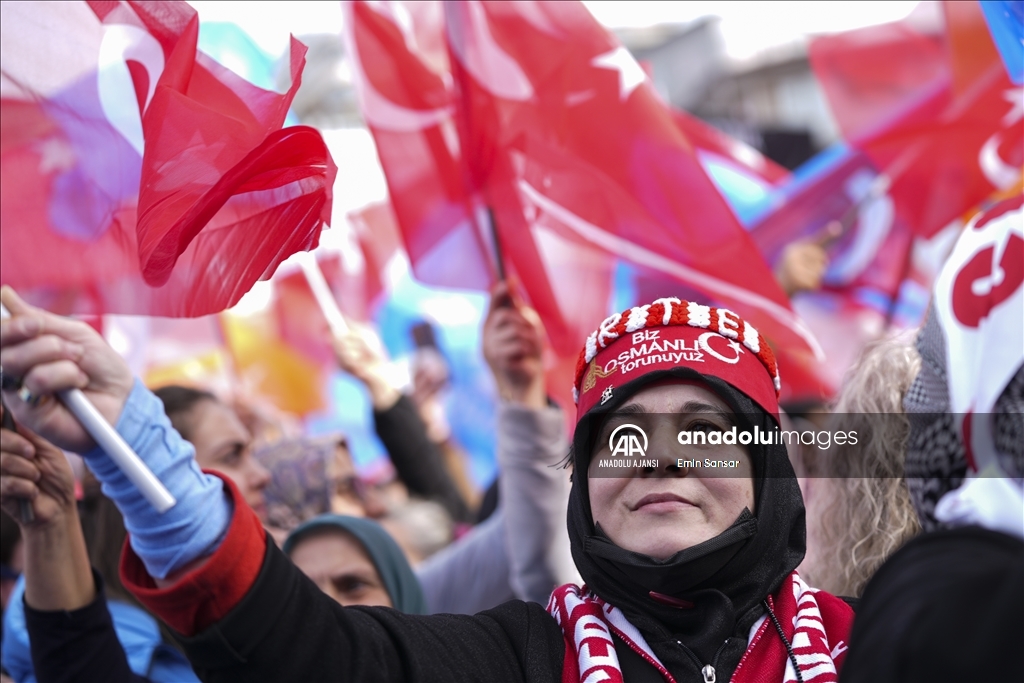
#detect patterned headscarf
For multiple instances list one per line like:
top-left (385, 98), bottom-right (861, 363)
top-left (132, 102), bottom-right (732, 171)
top-left (903, 306), bottom-right (968, 532)
top-left (255, 435), bottom-right (349, 531)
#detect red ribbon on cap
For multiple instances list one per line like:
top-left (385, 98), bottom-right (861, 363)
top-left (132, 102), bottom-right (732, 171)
top-left (573, 298), bottom-right (780, 423)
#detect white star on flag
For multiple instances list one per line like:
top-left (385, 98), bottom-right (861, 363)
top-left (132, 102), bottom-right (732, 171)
top-left (591, 46), bottom-right (646, 101)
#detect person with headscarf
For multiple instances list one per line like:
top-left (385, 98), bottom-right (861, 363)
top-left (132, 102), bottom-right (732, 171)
top-left (0, 286), bottom-right (853, 682)
top-left (255, 435), bottom-right (369, 529)
top-left (283, 514), bottom-right (427, 614)
top-left (841, 195), bottom-right (1024, 683)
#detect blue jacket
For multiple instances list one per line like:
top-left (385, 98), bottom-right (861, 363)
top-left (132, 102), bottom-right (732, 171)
top-left (1, 575), bottom-right (198, 683)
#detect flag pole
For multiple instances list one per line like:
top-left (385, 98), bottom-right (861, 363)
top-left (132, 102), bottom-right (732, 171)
top-left (298, 251), bottom-right (350, 335)
top-left (0, 305), bottom-right (176, 513)
top-left (487, 207), bottom-right (508, 282)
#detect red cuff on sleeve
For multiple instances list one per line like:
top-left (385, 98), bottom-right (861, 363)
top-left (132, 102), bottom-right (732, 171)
top-left (119, 471), bottom-right (267, 636)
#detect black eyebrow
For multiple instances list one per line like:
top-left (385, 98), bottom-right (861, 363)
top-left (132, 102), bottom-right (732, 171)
top-left (612, 401), bottom-right (731, 416)
top-left (616, 404), bottom-right (647, 415)
top-left (680, 401), bottom-right (737, 426)
top-left (680, 401), bottom-right (726, 413)
top-left (607, 401), bottom-right (735, 423)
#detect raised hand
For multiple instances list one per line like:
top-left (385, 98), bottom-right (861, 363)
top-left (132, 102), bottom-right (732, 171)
top-left (0, 287), bottom-right (134, 454)
top-left (0, 415), bottom-right (94, 612)
top-left (482, 282), bottom-right (547, 409)
top-left (0, 418), bottom-right (76, 528)
top-left (331, 324), bottom-right (400, 410)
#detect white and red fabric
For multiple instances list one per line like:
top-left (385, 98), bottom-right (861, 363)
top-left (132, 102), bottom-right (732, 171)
top-left (547, 572), bottom-right (852, 683)
top-left (809, 2), bottom-right (1023, 239)
top-left (0, 1), bottom-right (335, 317)
top-left (934, 194), bottom-right (1024, 425)
top-left (573, 300), bottom-right (780, 422)
top-left (931, 193), bottom-right (1024, 537)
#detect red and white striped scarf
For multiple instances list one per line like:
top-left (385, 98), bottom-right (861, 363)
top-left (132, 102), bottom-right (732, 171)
top-left (546, 572), bottom-right (853, 683)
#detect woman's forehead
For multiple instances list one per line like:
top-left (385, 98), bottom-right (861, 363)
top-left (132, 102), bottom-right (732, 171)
top-left (619, 379), bottom-right (733, 413)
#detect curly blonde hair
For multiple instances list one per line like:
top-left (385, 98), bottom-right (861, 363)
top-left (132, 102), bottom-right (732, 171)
top-left (799, 335), bottom-right (923, 597)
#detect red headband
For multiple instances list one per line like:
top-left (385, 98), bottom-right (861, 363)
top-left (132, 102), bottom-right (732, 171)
top-left (573, 298), bottom-right (781, 422)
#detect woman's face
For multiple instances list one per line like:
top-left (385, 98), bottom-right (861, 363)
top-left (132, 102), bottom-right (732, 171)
top-left (185, 399), bottom-right (271, 521)
top-left (588, 382), bottom-right (755, 561)
top-left (289, 529), bottom-right (393, 608)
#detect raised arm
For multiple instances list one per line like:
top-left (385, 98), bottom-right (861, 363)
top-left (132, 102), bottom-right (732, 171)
top-left (0, 419), bottom-right (148, 682)
top-left (0, 421), bottom-right (92, 613)
top-left (0, 288), bottom-right (231, 589)
top-left (332, 326), bottom-right (472, 523)
top-left (483, 284), bottom-right (577, 600)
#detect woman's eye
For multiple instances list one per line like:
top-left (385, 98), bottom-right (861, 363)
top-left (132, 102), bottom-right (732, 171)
top-left (688, 420), bottom-right (722, 434)
top-left (334, 576), bottom-right (370, 595)
top-left (219, 450), bottom-right (242, 467)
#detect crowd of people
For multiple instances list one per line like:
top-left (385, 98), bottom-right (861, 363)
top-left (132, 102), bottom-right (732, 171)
top-left (0, 205), bottom-right (1022, 682)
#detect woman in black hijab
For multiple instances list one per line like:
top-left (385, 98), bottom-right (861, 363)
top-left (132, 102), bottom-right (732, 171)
top-left (551, 299), bottom-right (852, 682)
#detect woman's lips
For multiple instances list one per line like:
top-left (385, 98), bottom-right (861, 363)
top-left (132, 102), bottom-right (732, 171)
top-left (631, 492), bottom-right (696, 511)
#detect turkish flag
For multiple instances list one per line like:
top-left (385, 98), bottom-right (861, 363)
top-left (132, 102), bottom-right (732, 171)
top-left (446, 1), bottom-right (815, 354)
top-left (808, 14), bottom-right (949, 145)
top-left (347, 0), bottom-right (817, 365)
top-left (810, 1), bottom-right (1023, 238)
top-left (343, 1), bottom-right (490, 295)
top-left (0, 1), bottom-right (335, 317)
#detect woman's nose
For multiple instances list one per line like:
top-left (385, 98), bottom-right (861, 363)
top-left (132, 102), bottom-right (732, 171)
top-left (639, 460), bottom-right (691, 477)
top-left (637, 425), bottom-right (689, 475)
top-left (249, 458), bottom-right (271, 490)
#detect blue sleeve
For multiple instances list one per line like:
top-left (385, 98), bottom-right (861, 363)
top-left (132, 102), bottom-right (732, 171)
top-left (1, 576), bottom-right (36, 683)
top-left (82, 380), bottom-right (232, 579)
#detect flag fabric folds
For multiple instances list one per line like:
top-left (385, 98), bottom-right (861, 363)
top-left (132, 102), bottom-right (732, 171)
top-left (0, 0), bottom-right (336, 317)
top-left (808, 0), bottom-right (1023, 239)
top-left (346, 0), bottom-right (816, 363)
